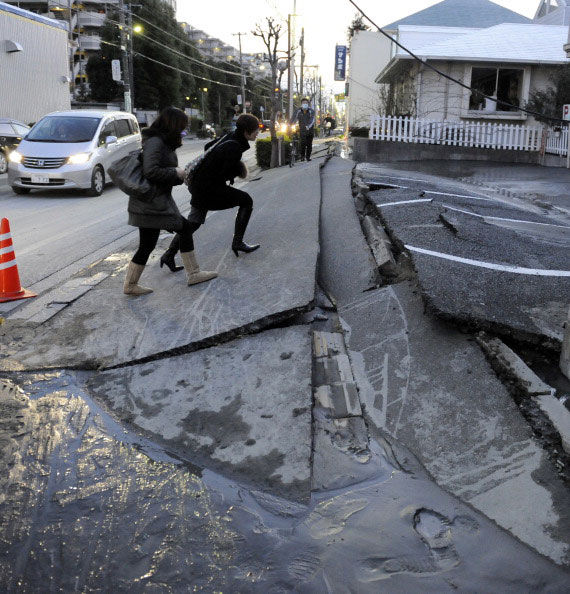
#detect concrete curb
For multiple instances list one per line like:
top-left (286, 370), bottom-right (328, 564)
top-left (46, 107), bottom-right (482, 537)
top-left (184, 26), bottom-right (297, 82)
top-left (477, 333), bottom-right (570, 455)
top-left (361, 215), bottom-right (397, 277)
top-left (560, 306), bottom-right (570, 380)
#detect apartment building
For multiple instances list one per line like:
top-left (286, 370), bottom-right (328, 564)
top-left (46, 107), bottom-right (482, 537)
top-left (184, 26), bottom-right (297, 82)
top-left (180, 23), bottom-right (270, 79)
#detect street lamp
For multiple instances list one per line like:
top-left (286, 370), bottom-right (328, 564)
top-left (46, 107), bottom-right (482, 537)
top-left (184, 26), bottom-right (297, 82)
top-left (128, 21), bottom-right (143, 112)
top-left (201, 87), bottom-right (208, 121)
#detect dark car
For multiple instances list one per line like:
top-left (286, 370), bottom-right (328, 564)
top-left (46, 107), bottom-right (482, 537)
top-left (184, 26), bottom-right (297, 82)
top-left (259, 119), bottom-right (271, 132)
top-left (0, 119), bottom-right (30, 175)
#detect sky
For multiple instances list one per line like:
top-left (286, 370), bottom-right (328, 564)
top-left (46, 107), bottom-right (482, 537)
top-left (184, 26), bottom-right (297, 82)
top-left (176, 0), bottom-right (542, 93)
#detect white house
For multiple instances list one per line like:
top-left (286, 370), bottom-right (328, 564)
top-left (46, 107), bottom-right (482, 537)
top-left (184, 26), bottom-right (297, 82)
top-left (346, 0), bottom-right (530, 128)
top-left (375, 23), bottom-right (569, 125)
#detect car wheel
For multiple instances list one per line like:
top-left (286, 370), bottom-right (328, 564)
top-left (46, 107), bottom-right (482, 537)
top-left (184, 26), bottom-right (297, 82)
top-left (12, 186), bottom-right (30, 195)
top-left (87, 165), bottom-right (105, 197)
top-left (0, 151), bottom-right (7, 175)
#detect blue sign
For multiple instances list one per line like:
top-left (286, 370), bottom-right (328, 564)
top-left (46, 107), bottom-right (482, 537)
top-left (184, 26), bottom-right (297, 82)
top-left (334, 45), bottom-right (347, 81)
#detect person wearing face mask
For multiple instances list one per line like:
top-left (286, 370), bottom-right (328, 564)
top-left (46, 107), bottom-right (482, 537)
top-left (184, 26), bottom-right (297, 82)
top-left (291, 98), bottom-right (315, 162)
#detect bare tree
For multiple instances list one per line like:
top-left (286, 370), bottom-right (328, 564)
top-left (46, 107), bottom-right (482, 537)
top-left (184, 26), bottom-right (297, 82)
top-left (253, 17), bottom-right (283, 168)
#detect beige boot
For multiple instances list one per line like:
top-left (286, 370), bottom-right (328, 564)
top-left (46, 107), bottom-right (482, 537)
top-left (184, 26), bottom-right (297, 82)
top-left (180, 251), bottom-right (218, 286)
top-left (123, 261), bottom-right (153, 295)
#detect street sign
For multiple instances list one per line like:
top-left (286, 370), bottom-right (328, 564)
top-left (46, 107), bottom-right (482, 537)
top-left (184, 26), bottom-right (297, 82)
top-left (334, 45), bottom-right (347, 81)
top-left (260, 106), bottom-right (265, 112)
top-left (563, 104), bottom-right (570, 121)
top-left (111, 60), bottom-right (122, 82)
top-left (237, 94), bottom-right (242, 105)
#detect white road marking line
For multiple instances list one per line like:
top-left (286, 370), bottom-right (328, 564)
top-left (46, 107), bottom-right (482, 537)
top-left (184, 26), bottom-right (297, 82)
top-left (441, 204), bottom-right (570, 229)
top-left (424, 190), bottom-right (495, 201)
top-left (376, 199), bottom-right (432, 207)
top-left (405, 245), bottom-right (570, 277)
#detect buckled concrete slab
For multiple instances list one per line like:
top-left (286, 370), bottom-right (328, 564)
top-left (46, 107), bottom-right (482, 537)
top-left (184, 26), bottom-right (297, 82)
top-left (338, 282), bottom-right (570, 564)
top-left (2, 164), bottom-right (322, 370)
top-left (85, 326), bottom-right (313, 501)
top-left (366, 185), bottom-right (570, 348)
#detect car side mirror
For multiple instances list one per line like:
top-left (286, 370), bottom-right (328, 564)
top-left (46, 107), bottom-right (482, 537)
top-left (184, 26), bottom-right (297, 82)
top-left (105, 135), bottom-right (118, 146)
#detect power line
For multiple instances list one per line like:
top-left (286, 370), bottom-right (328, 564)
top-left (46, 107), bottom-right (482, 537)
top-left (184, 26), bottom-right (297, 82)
top-left (101, 38), bottom-right (273, 100)
top-left (105, 13), bottom-right (276, 94)
top-left (347, 0), bottom-right (568, 124)
top-left (100, 39), bottom-right (239, 88)
top-left (132, 11), bottom-right (269, 82)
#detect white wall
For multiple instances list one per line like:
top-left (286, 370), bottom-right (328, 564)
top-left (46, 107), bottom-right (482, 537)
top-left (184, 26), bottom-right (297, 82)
top-left (411, 61), bottom-right (555, 126)
top-left (347, 30), bottom-right (392, 127)
top-left (0, 7), bottom-right (70, 124)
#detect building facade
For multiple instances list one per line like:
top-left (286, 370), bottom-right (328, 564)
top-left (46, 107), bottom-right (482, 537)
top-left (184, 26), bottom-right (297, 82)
top-left (0, 2), bottom-right (71, 122)
top-left (180, 23), bottom-right (270, 79)
top-left (346, 0), bottom-right (531, 128)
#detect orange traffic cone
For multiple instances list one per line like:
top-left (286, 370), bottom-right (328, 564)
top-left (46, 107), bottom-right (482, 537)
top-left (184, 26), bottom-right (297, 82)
top-left (0, 218), bottom-right (36, 303)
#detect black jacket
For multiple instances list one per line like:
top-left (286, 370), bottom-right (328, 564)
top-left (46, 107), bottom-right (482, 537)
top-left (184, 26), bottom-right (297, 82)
top-left (190, 131), bottom-right (250, 209)
top-left (127, 128), bottom-right (184, 230)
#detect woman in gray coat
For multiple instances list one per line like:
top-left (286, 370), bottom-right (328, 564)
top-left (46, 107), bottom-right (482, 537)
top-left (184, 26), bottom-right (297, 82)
top-left (124, 107), bottom-right (217, 295)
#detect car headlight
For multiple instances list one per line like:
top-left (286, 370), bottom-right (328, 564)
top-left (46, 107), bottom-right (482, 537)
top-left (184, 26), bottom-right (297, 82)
top-left (68, 152), bottom-right (92, 165)
top-left (9, 151), bottom-right (22, 164)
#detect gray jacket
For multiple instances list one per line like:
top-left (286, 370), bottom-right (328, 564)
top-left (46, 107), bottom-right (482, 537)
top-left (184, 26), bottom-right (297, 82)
top-left (291, 107), bottom-right (315, 135)
top-left (127, 129), bottom-right (184, 231)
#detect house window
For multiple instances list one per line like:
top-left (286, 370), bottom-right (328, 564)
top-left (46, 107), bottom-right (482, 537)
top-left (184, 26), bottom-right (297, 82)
top-left (469, 67), bottom-right (523, 112)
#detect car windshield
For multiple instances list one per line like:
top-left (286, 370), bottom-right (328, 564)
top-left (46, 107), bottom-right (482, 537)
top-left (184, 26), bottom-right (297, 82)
top-left (26, 116), bottom-right (101, 143)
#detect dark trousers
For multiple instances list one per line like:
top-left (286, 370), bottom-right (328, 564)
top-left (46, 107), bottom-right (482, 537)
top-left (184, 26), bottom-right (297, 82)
top-left (299, 133), bottom-right (314, 159)
top-left (167, 186), bottom-right (253, 253)
top-left (132, 220), bottom-right (194, 265)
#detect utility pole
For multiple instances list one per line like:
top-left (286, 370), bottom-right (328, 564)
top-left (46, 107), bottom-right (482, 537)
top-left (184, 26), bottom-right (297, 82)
top-left (127, 4), bottom-right (135, 111)
top-left (318, 74), bottom-right (322, 125)
top-left (233, 32), bottom-right (247, 113)
top-left (118, 0), bottom-right (131, 112)
top-left (299, 27), bottom-right (304, 100)
top-left (287, 5), bottom-right (297, 120)
top-left (67, 0), bottom-right (75, 95)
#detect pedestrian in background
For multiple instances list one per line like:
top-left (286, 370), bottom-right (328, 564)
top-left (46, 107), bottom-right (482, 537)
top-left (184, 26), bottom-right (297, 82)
top-left (291, 98), bottom-right (315, 161)
top-left (124, 106), bottom-right (217, 295)
top-left (160, 113), bottom-right (261, 269)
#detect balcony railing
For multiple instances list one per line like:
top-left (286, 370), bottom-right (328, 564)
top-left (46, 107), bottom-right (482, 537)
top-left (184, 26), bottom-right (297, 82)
top-left (78, 35), bottom-right (101, 51)
top-left (78, 12), bottom-right (106, 28)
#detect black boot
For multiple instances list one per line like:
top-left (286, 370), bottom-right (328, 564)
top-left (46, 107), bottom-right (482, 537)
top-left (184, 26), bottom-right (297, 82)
top-left (160, 247), bottom-right (183, 272)
top-left (232, 206), bottom-right (260, 257)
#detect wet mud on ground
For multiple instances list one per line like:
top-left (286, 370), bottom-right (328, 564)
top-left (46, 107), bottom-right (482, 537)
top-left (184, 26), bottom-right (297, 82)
top-left (2, 363), bottom-right (569, 591)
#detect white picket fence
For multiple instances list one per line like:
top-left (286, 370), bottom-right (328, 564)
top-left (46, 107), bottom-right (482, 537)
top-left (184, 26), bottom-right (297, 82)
top-left (544, 126), bottom-right (569, 156)
top-left (368, 114), bottom-right (566, 154)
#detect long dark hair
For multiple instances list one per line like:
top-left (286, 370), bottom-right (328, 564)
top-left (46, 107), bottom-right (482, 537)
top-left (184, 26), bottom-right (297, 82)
top-left (149, 106), bottom-right (188, 149)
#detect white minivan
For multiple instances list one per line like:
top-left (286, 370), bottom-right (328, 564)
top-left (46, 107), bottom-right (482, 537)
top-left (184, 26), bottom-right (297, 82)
top-left (8, 110), bottom-right (141, 196)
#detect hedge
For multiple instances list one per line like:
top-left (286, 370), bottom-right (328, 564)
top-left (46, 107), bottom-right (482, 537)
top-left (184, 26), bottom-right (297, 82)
top-left (255, 136), bottom-right (292, 168)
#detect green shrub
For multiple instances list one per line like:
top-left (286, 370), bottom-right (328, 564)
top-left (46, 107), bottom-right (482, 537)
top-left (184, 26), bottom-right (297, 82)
top-left (350, 126), bottom-right (370, 137)
top-left (256, 137), bottom-right (272, 168)
top-left (255, 136), bottom-right (292, 168)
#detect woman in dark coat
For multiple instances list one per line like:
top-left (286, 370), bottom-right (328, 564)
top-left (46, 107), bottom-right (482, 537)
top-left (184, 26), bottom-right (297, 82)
top-left (124, 106), bottom-right (217, 295)
top-left (160, 113), bottom-right (261, 272)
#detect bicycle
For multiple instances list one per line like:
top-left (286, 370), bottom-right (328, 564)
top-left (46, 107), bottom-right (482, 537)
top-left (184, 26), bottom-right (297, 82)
top-left (289, 135), bottom-right (298, 167)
